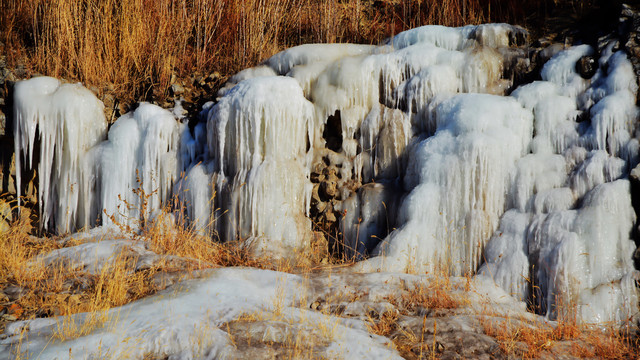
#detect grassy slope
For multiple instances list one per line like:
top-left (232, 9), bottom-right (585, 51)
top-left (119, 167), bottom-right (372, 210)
top-left (0, 0), bottom-right (564, 105)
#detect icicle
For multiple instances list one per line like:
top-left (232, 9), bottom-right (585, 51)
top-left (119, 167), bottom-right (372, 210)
top-left (204, 76), bottom-right (314, 252)
top-left (89, 103), bottom-right (181, 228)
top-left (13, 77), bottom-right (107, 233)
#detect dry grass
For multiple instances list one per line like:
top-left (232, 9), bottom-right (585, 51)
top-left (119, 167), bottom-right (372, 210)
top-left (0, 214), bottom-right (157, 325)
top-left (571, 326), bottom-right (640, 359)
top-left (0, 182), bottom-right (344, 341)
top-left (0, 0), bottom-right (551, 104)
top-left (383, 267), bottom-right (469, 316)
top-left (365, 272), bottom-right (469, 359)
top-left (367, 309), bottom-right (400, 336)
top-left (481, 312), bottom-right (640, 359)
top-left (0, 206), bottom-right (259, 338)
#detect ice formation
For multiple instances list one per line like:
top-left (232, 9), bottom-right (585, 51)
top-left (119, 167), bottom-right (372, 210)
top-left (11, 23), bottom-right (640, 323)
top-left (87, 103), bottom-right (182, 228)
top-left (13, 77), bottom-right (107, 232)
top-left (13, 81), bottom-right (182, 231)
top-left (199, 76), bottom-right (315, 253)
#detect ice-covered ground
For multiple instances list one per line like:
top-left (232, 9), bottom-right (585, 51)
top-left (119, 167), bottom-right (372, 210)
top-left (0, 233), bottom-right (534, 359)
top-left (9, 21), bottom-right (640, 338)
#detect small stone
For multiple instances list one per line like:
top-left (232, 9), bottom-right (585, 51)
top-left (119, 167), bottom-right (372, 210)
top-left (1, 314), bottom-right (17, 322)
top-left (170, 83), bottom-right (185, 96)
top-left (4, 285), bottom-right (26, 301)
top-left (310, 299), bottom-right (324, 311)
top-left (320, 179), bottom-right (338, 199)
top-left (316, 201), bottom-right (328, 213)
top-left (310, 172), bottom-right (324, 183)
top-left (322, 166), bottom-right (338, 177)
top-left (325, 211), bottom-right (337, 223)
top-left (576, 56), bottom-right (597, 79)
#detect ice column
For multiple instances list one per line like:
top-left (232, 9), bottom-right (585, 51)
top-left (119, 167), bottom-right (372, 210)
top-left (13, 77), bottom-right (107, 233)
top-left (205, 76), bottom-right (315, 253)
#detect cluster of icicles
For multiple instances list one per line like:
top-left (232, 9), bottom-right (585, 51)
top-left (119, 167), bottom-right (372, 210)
top-left (13, 24), bottom-right (640, 323)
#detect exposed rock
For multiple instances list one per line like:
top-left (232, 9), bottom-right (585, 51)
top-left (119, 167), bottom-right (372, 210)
top-left (3, 285), bottom-right (26, 302)
top-left (170, 83), bottom-right (185, 96)
top-left (576, 55), bottom-right (597, 78)
top-left (319, 179), bottom-right (338, 200)
top-left (0, 218), bottom-right (8, 235)
top-left (0, 108), bottom-right (4, 136)
top-left (324, 209), bottom-right (337, 223)
top-left (619, 3), bottom-right (640, 101)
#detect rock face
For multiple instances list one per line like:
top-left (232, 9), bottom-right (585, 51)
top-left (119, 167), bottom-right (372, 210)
top-left (621, 3), bottom-right (640, 99)
top-left (0, 58), bottom-right (12, 196)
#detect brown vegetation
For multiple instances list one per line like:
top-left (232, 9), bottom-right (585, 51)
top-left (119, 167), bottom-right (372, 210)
top-left (481, 314), bottom-right (640, 359)
top-left (0, 0), bottom-right (564, 105)
top-left (0, 201), bottom-right (254, 330)
top-left (0, 182), bottom-right (350, 333)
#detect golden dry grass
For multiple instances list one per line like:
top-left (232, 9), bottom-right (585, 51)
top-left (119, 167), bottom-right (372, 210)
top-left (0, 0), bottom-right (551, 104)
top-left (480, 312), bottom-right (640, 359)
top-left (0, 214), bottom-right (156, 324)
top-left (0, 187), bottom-right (345, 339)
top-left (0, 207), bottom-right (263, 335)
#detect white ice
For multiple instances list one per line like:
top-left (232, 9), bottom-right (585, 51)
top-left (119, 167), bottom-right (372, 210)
top-left (11, 23), bottom-right (640, 325)
top-left (88, 103), bottom-right (182, 228)
top-left (0, 233), bottom-right (531, 359)
top-left (13, 77), bottom-right (107, 232)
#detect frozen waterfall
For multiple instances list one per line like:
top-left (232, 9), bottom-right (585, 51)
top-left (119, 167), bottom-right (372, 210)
top-left (11, 23), bottom-right (640, 323)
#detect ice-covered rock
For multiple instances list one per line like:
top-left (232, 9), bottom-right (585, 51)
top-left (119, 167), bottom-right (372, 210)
top-left (88, 103), bottom-right (182, 228)
top-left (362, 94), bottom-right (533, 275)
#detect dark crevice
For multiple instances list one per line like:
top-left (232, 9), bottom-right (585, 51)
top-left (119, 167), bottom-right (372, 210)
top-left (322, 110), bottom-right (342, 152)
